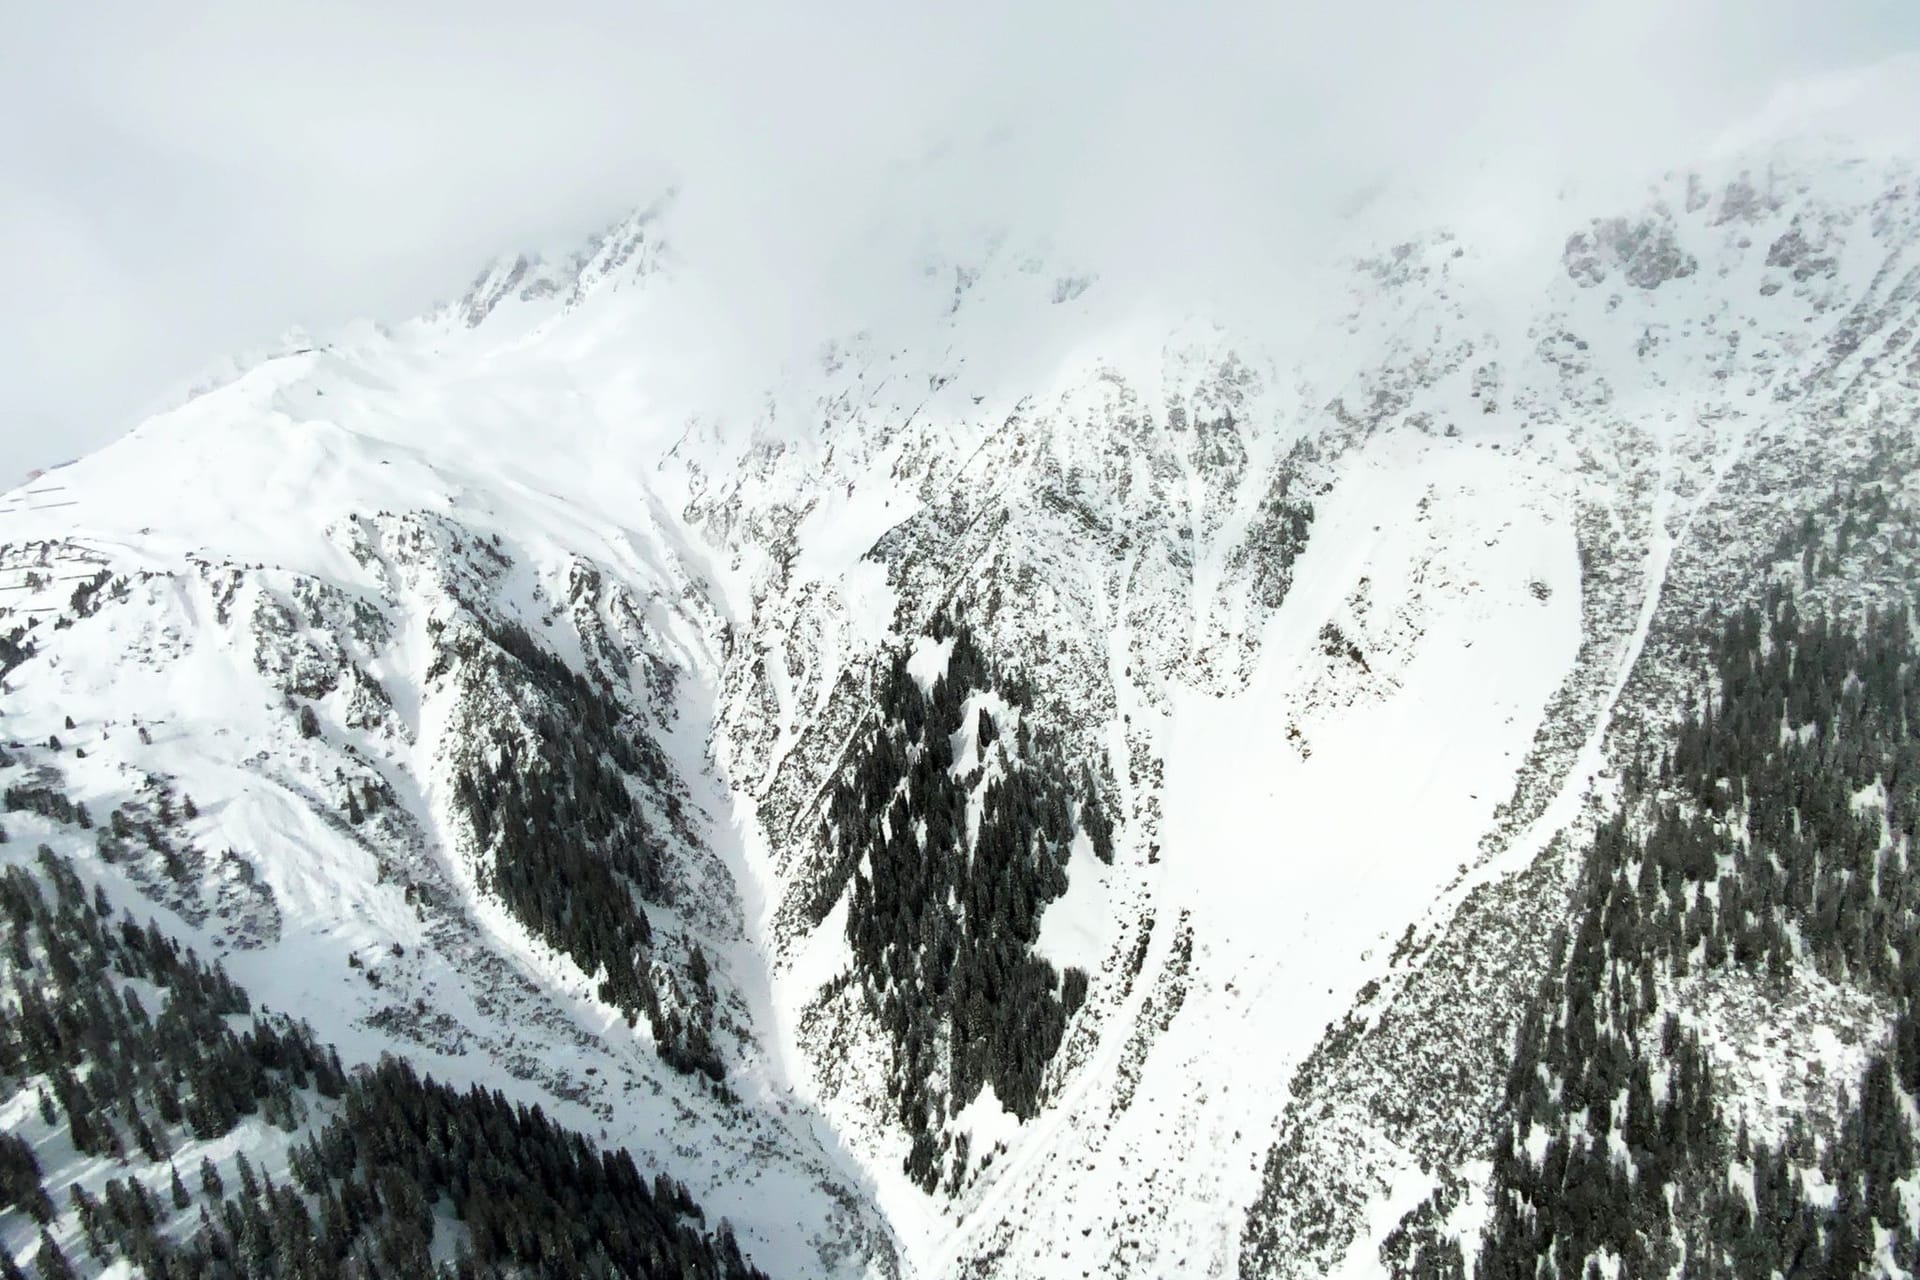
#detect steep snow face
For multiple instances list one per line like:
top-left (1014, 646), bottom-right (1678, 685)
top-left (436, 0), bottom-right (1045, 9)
top-left (5, 126), bottom-right (1920, 1279)
top-left (1163, 429), bottom-right (1580, 992)
top-left (675, 142), bottom-right (1920, 1280)
top-left (0, 420), bottom-right (894, 1274)
top-left (681, 144), bottom-right (1920, 1277)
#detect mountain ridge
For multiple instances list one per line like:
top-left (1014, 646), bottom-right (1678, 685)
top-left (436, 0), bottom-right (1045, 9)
top-left (4, 122), bottom-right (1920, 1277)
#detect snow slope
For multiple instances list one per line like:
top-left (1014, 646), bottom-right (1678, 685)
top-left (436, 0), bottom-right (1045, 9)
top-left (6, 80), bottom-right (1920, 1277)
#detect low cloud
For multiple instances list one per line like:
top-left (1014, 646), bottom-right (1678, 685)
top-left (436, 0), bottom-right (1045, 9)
top-left (4, 0), bottom-right (1916, 479)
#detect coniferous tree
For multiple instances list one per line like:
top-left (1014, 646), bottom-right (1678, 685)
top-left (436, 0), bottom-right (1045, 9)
top-left (1476, 591), bottom-right (1920, 1273)
top-left (35, 1230), bottom-right (74, 1280)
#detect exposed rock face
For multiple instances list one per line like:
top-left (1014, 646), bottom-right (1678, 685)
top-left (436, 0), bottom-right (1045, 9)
top-left (1564, 213), bottom-right (1699, 289)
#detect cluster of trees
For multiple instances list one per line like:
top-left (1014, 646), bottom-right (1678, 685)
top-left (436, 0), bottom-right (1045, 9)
top-left (0, 626), bottom-right (33, 682)
top-left (1, 846), bottom-right (341, 1172)
top-left (0, 835), bottom-right (760, 1277)
top-left (824, 614), bottom-right (1102, 1191)
top-left (4, 785), bottom-right (90, 831)
top-left (123, 1059), bottom-right (764, 1280)
top-left (1477, 590), bottom-right (1920, 1277)
top-left (445, 619), bottom-right (721, 1082)
top-left (65, 571), bottom-right (117, 620)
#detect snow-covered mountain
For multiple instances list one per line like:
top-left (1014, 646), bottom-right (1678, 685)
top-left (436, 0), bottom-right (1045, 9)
top-left (6, 75), bottom-right (1920, 1279)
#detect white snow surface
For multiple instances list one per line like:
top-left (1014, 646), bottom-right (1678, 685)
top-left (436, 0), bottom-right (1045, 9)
top-left (5, 110), bottom-right (1920, 1278)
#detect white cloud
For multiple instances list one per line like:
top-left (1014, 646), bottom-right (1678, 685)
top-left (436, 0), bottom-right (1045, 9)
top-left (2, 0), bottom-right (1916, 480)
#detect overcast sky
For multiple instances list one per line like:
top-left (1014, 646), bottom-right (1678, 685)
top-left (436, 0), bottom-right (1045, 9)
top-left (4, 1), bottom-right (1918, 483)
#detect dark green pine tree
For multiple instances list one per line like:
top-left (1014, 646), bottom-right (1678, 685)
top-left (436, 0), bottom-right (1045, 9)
top-left (35, 1229), bottom-right (75, 1280)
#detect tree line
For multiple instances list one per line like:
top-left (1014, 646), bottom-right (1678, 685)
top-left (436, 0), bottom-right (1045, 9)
top-left (1476, 588), bottom-right (1920, 1278)
top-left (823, 613), bottom-right (1106, 1191)
top-left (444, 618), bottom-right (722, 1082)
top-left (0, 836), bottom-right (762, 1277)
